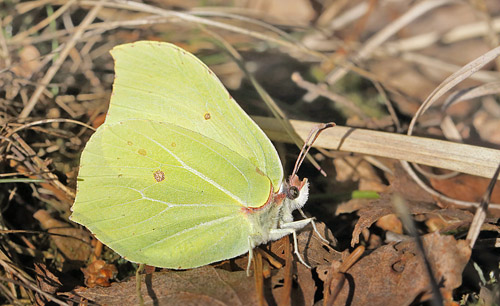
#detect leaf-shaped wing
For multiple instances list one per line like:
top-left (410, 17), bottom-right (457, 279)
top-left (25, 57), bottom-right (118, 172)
top-left (71, 120), bottom-right (271, 268)
top-left (106, 41), bottom-right (283, 191)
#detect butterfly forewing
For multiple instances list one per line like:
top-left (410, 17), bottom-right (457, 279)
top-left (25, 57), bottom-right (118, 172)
top-left (106, 41), bottom-right (283, 191)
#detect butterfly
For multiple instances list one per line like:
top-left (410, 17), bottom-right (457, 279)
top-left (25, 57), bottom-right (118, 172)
top-left (71, 41), bottom-right (333, 273)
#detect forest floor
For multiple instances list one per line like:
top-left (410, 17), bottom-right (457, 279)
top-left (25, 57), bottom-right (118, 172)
top-left (0, 0), bottom-right (499, 305)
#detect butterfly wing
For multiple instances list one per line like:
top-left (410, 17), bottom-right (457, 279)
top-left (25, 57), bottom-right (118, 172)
top-left (105, 41), bottom-right (283, 194)
top-left (71, 119), bottom-right (271, 268)
top-left (71, 41), bottom-right (285, 267)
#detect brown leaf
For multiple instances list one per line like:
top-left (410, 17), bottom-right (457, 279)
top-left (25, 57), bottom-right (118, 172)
top-left (473, 109), bottom-right (500, 145)
top-left (350, 193), bottom-right (437, 247)
top-left (375, 213), bottom-right (403, 234)
top-left (91, 112), bottom-right (107, 128)
top-left (387, 163), bottom-right (435, 203)
top-left (423, 208), bottom-right (474, 233)
top-left (144, 265), bottom-right (156, 274)
top-left (35, 263), bottom-right (62, 305)
top-left (74, 266), bottom-right (257, 305)
top-left (332, 232), bottom-right (471, 305)
top-left (33, 210), bottom-right (92, 262)
top-left (336, 160), bottom-right (434, 215)
top-left (334, 156), bottom-right (387, 192)
top-left (35, 263), bottom-right (62, 293)
top-left (430, 174), bottom-right (500, 216)
top-left (296, 221), bottom-right (342, 267)
top-left (271, 264), bottom-right (316, 306)
top-left (296, 264), bottom-right (316, 305)
top-left (34, 263), bottom-right (81, 305)
top-left (82, 259), bottom-right (118, 288)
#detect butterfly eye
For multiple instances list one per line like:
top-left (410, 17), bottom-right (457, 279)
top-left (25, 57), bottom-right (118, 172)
top-left (287, 186), bottom-right (299, 200)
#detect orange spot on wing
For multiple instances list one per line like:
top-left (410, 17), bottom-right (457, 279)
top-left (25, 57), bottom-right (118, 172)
top-left (138, 149), bottom-right (147, 156)
top-left (204, 112), bottom-right (211, 120)
top-left (153, 170), bottom-right (165, 182)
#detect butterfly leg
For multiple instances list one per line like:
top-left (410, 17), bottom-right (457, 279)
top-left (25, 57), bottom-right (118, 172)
top-left (270, 227), bottom-right (311, 269)
top-left (291, 228), bottom-right (311, 269)
top-left (247, 237), bottom-right (255, 276)
top-left (297, 208), bottom-right (330, 244)
top-left (270, 218), bottom-right (316, 269)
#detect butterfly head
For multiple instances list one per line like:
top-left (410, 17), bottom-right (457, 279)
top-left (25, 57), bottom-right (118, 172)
top-left (283, 175), bottom-right (309, 211)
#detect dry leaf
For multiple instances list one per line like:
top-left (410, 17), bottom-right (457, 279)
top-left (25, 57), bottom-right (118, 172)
top-left (376, 213), bottom-right (403, 234)
top-left (33, 210), bottom-right (92, 262)
top-left (296, 222), bottom-right (342, 267)
top-left (35, 263), bottom-right (62, 305)
top-left (35, 263), bottom-right (80, 305)
top-left (430, 174), bottom-right (500, 211)
top-left (271, 264), bottom-right (316, 306)
top-left (332, 232), bottom-right (470, 305)
top-left (350, 193), bottom-right (437, 247)
top-left (334, 156), bottom-right (387, 192)
top-left (74, 266), bottom-right (257, 305)
top-left (82, 259), bottom-right (118, 288)
top-left (423, 208), bottom-right (474, 233)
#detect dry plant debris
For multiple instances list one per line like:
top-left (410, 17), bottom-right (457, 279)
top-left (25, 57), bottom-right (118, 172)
top-left (0, 0), bottom-right (499, 305)
top-left (75, 266), bottom-right (258, 305)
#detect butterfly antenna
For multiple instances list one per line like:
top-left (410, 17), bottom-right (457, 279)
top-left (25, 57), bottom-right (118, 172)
top-left (291, 122), bottom-right (335, 179)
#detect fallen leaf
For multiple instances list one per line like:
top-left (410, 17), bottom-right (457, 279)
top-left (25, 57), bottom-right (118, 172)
top-left (33, 210), bottom-right (92, 263)
top-left (332, 232), bottom-right (471, 305)
top-left (74, 266), bottom-right (257, 305)
top-left (81, 259), bottom-right (118, 288)
top-left (387, 163), bottom-right (435, 203)
top-left (334, 156), bottom-right (387, 192)
top-left (35, 263), bottom-right (62, 305)
top-left (350, 193), bottom-right (437, 247)
top-left (473, 109), bottom-right (500, 145)
top-left (423, 208), bottom-right (474, 233)
top-left (271, 263), bottom-right (316, 306)
top-left (430, 174), bottom-right (500, 215)
top-left (34, 263), bottom-right (81, 305)
top-left (376, 213), bottom-right (403, 234)
top-left (295, 221), bottom-right (342, 267)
